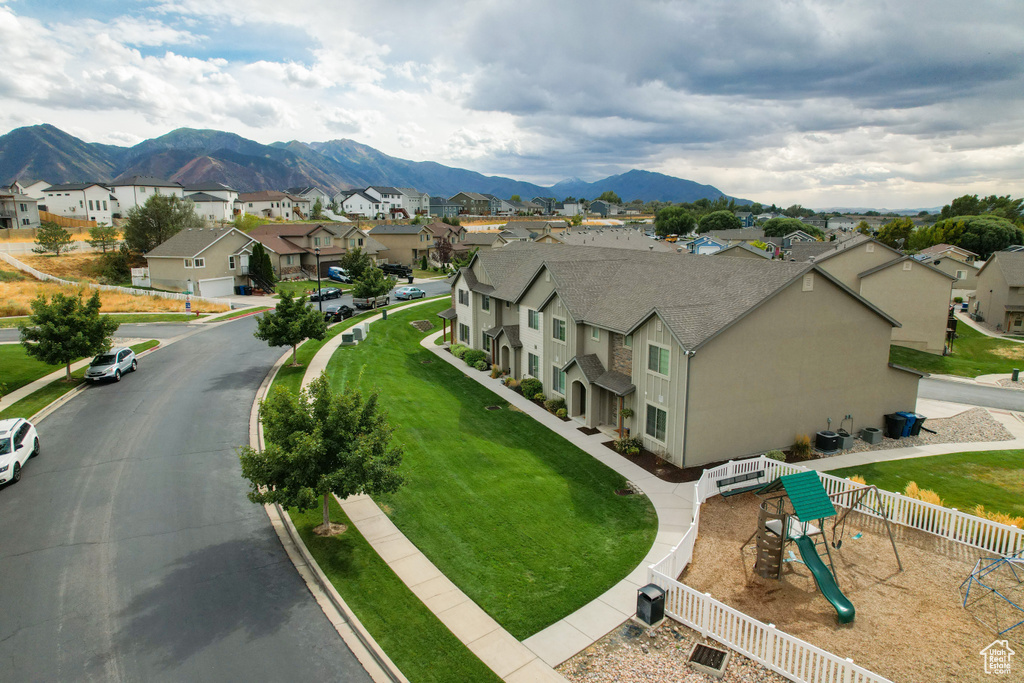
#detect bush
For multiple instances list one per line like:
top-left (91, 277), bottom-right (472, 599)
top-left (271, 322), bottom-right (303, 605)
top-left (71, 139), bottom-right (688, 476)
top-left (450, 344), bottom-right (468, 359)
top-left (615, 436), bottom-right (643, 456)
top-left (974, 505), bottom-right (1024, 529)
top-left (490, 368), bottom-right (502, 379)
top-left (533, 392), bottom-right (545, 401)
top-left (474, 359), bottom-right (489, 371)
top-left (847, 474), bottom-right (867, 485)
top-left (504, 378), bottom-right (519, 389)
top-left (544, 397), bottom-right (567, 413)
top-left (954, 296), bottom-right (964, 304)
top-left (555, 408), bottom-right (567, 418)
top-left (765, 449), bottom-right (786, 462)
top-left (464, 349), bottom-right (487, 366)
top-left (792, 434), bottom-right (812, 460)
top-left (904, 481), bottom-right (944, 507)
top-left (520, 378), bottom-right (542, 398)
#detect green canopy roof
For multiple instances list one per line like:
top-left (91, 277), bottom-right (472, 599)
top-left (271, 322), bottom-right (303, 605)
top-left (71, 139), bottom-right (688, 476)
top-left (762, 471), bottom-right (836, 522)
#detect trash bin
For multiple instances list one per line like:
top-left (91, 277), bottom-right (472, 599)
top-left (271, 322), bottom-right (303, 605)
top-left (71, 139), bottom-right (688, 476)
top-left (636, 584), bottom-right (665, 626)
top-left (884, 413), bottom-right (906, 439)
top-left (407, 275), bottom-right (414, 285)
top-left (908, 413), bottom-right (927, 437)
top-left (235, 285), bottom-right (244, 295)
top-left (242, 285), bottom-right (252, 295)
top-left (382, 308), bottom-right (388, 320)
top-left (897, 411), bottom-right (917, 437)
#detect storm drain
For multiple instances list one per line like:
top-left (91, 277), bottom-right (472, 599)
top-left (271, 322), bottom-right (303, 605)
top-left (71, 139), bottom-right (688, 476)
top-left (688, 643), bottom-right (730, 678)
top-left (484, 405), bottom-right (502, 411)
top-left (421, 359), bottom-right (433, 364)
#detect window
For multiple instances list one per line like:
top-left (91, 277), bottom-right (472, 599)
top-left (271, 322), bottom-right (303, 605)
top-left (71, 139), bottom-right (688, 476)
top-left (79, 200), bottom-right (84, 208)
top-left (358, 238), bottom-right (363, 246)
top-left (481, 295), bottom-right (490, 311)
top-left (323, 236), bottom-right (331, 246)
top-left (285, 255), bottom-right (295, 265)
top-left (102, 201), bottom-right (107, 210)
top-left (956, 270), bottom-right (967, 280)
top-left (552, 318), bottom-right (566, 342)
top-left (141, 187), bottom-right (147, 193)
top-left (459, 323), bottom-right (470, 343)
top-left (528, 353), bottom-right (539, 377)
top-left (591, 326), bottom-right (600, 341)
top-left (552, 366), bottom-right (566, 394)
top-left (648, 344), bottom-right (669, 375)
top-left (228, 255), bottom-right (236, 269)
top-left (89, 200), bottom-right (94, 210)
top-left (349, 238), bottom-right (355, 248)
top-left (184, 259), bottom-right (193, 268)
top-left (624, 334), bottom-right (633, 348)
top-left (193, 258), bottom-right (205, 268)
top-left (483, 335), bottom-right (491, 352)
top-left (646, 405), bottom-right (667, 442)
top-left (528, 309), bottom-right (539, 329)
top-left (420, 234), bottom-right (425, 242)
top-left (19, 203), bottom-right (27, 211)
top-left (21, 218), bottom-right (29, 225)
top-left (458, 289), bottom-right (469, 305)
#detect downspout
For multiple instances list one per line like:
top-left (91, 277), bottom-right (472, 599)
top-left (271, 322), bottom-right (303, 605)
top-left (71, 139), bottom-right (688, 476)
top-left (681, 349), bottom-right (695, 468)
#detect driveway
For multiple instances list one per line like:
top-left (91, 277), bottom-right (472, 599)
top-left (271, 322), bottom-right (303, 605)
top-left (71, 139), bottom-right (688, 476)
top-left (0, 318), bottom-right (371, 681)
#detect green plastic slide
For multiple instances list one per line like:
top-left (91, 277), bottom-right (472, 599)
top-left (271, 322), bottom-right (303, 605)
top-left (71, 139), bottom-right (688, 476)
top-left (793, 535), bottom-right (855, 624)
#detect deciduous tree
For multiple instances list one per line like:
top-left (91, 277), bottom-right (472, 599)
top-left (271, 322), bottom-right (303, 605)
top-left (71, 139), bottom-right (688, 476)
top-left (239, 373), bottom-right (404, 535)
top-left (123, 194), bottom-right (202, 254)
top-left (32, 221), bottom-right (76, 255)
top-left (696, 210), bottom-right (742, 234)
top-left (339, 247), bottom-right (372, 280)
top-left (654, 205), bottom-right (696, 236)
top-left (352, 266), bottom-right (395, 300)
top-left (18, 290), bottom-right (119, 380)
top-left (876, 218), bottom-right (914, 249)
top-left (597, 191), bottom-right (622, 204)
top-left (253, 292), bottom-right (327, 365)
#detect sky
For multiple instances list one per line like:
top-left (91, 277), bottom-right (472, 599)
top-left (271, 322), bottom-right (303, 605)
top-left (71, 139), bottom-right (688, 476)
top-left (1, 0), bottom-right (1022, 209)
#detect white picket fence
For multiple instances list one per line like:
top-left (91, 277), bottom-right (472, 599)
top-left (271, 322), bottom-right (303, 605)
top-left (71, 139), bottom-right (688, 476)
top-left (647, 454), bottom-right (1024, 683)
top-left (0, 252), bottom-right (226, 306)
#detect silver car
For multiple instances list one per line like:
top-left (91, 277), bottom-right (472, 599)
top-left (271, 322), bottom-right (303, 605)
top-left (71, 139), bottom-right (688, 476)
top-left (86, 347), bottom-right (137, 383)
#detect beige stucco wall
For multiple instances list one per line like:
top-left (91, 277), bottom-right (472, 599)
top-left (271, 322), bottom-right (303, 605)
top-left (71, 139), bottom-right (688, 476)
top-left (816, 242), bottom-right (897, 289)
top-left (973, 257), bottom-right (1024, 330)
top-left (859, 261), bottom-right (952, 353)
top-left (683, 273), bottom-right (919, 467)
top-left (147, 232), bottom-right (250, 292)
top-left (370, 231), bottom-right (431, 265)
top-left (928, 257), bottom-right (979, 292)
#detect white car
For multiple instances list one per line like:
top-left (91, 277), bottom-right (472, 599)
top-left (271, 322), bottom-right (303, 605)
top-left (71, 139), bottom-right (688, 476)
top-left (85, 347), bottom-right (137, 383)
top-left (0, 418), bottom-right (40, 485)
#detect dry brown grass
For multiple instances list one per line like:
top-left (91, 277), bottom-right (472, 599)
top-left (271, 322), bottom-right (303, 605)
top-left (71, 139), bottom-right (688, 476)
top-left (19, 252), bottom-right (106, 282)
top-left (0, 280), bottom-right (229, 316)
top-left (0, 231), bottom-right (91, 242)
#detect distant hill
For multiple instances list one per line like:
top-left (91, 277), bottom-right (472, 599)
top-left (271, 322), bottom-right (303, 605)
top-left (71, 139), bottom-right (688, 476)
top-left (0, 123), bottom-right (742, 203)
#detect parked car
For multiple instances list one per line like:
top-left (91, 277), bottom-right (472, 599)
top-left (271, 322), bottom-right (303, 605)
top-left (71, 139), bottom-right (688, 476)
top-left (394, 286), bottom-right (426, 300)
top-left (327, 266), bottom-right (352, 284)
top-left (0, 418), bottom-right (39, 485)
top-left (380, 263), bottom-right (412, 277)
top-left (308, 287), bottom-right (342, 302)
top-left (85, 347), bottom-right (137, 383)
top-left (352, 294), bottom-right (391, 309)
top-left (323, 303), bottom-right (355, 322)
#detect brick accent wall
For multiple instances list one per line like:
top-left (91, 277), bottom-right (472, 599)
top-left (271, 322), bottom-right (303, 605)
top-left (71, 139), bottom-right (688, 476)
top-left (611, 333), bottom-right (632, 375)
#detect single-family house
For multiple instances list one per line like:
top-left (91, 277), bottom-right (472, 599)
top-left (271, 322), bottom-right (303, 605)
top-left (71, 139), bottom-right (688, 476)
top-left (509, 199), bottom-right (543, 215)
top-left (429, 196), bottom-right (461, 218)
top-left (249, 222), bottom-right (385, 278)
top-left (285, 186), bottom-right (333, 212)
top-left (687, 235), bottom-right (726, 255)
top-left (398, 188), bottom-right (431, 216)
top-left (557, 228), bottom-right (677, 252)
top-left (531, 197), bottom-right (558, 214)
top-left (186, 192), bottom-right (235, 224)
top-left (450, 192), bottom-right (491, 215)
top-left (588, 200), bottom-right (620, 217)
top-left (915, 254), bottom-right (980, 299)
top-left (784, 230), bottom-right (819, 247)
top-left (735, 211), bottom-right (754, 228)
top-left (441, 242), bottom-right (919, 467)
top-left (0, 192), bottom-right (40, 229)
top-left (185, 182), bottom-right (239, 210)
top-left (461, 232), bottom-right (510, 251)
top-left (145, 227), bottom-right (257, 296)
top-left (338, 191), bottom-right (383, 217)
top-left (7, 178), bottom-right (50, 200)
top-left (238, 191), bottom-right (311, 220)
top-left (41, 183), bottom-right (116, 224)
top-left (918, 243), bottom-right (978, 264)
top-left (367, 223), bottom-right (436, 266)
top-left (554, 200), bottom-right (582, 217)
top-left (110, 176), bottom-right (184, 215)
top-left (968, 251), bottom-right (1024, 332)
top-left (706, 229), bottom-right (766, 246)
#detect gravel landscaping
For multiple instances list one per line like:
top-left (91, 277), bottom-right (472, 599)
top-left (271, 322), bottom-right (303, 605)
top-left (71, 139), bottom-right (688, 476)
top-left (996, 378), bottom-right (1024, 390)
top-left (559, 619), bottom-right (788, 683)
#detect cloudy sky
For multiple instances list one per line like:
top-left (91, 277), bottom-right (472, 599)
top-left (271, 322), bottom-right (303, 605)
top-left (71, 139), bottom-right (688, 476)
top-left (2, 0), bottom-right (1022, 208)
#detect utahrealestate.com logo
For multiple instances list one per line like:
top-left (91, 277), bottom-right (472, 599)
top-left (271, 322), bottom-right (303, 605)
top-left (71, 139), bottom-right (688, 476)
top-left (980, 640), bottom-right (1015, 675)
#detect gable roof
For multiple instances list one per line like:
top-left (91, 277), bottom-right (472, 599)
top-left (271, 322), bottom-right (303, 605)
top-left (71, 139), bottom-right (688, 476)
top-left (715, 243), bottom-right (772, 259)
top-left (112, 176), bottom-right (182, 188)
top-left (185, 192), bottom-right (229, 203)
top-left (808, 235), bottom-right (902, 264)
top-left (185, 181), bottom-right (235, 192)
top-left (43, 182), bottom-right (111, 192)
top-left (977, 250), bottom-right (1024, 286)
top-left (145, 227), bottom-right (249, 258)
top-left (858, 254), bottom-right (957, 281)
top-left (919, 243), bottom-right (979, 258)
top-left (789, 241), bottom-right (835, 262)
top-left (369, 224), bottom-right (427, 235)
top-left (706, 228), bottom-right (765, 241)
top-left (451, 191), bottom-right (490, 201)
top-left (237, 190), bottom-right (305, 202)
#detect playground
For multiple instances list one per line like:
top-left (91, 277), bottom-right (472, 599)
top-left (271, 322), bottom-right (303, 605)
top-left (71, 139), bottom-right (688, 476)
top-left (682, 488), bottom-right (1000, 682)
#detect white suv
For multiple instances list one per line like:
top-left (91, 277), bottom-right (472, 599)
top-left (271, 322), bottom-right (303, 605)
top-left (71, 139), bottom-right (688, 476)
top-left (85, 347), bottom-right (137, 383)
top-left (0, 418), bottom-right (40, 485)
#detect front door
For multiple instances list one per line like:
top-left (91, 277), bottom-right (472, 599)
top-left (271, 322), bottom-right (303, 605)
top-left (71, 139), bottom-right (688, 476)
top-left (573, 381), bottom-right (587, 420)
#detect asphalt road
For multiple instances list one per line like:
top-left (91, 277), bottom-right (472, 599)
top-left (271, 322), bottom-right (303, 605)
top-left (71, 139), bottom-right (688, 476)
top-left (306, 279), bottom-right (452, 311)
top-left (0, 318), bottom-right (371, 682)
top-left (919, 377), bottom-right (1024, 412)
top-left (0, 322), bottom-right (197, 343)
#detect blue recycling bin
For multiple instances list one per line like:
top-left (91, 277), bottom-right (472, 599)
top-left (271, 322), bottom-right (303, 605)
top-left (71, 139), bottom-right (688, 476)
top-left (896, 411), bottom-right (917, 437)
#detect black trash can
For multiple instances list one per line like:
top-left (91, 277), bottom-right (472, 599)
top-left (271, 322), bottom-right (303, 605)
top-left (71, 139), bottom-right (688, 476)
top-left (407, 275), bottom-right (414, 284)
top-left (637, 584), bottom-right (665, 626)
top-left (884, 413), bottom-right (906, 439)
top-left (908, 413), bottom-right (927, 436)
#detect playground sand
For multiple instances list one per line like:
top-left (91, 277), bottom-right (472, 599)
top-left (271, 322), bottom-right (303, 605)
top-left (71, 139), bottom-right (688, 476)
top-left (682, 494), bottom-right (1001, 683)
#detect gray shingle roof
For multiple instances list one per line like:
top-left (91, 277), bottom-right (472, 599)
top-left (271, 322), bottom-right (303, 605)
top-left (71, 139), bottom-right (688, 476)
top-left (706, 228), bottom-right (765, 241)
top-left (558, 228), bottom-right (675, 252)
top-left (369, 224), bottom-right (426, 235)
top-left (592, 369), bottom-right (635, 396)
top-left (858, 255), bottom-right (956, 280)
top-left (484, 324), bottom-right (522, 348)
top-left (789, 241), bottom-right (836, 262)
top-left (981, 251), bottom-right (1024, 287)
top-left (437, 307), bottom-right (457, 320)
top-left (146, 227), bottom-right (244, 258)
top-left (562, 354), bottom-right (606, 383)
top-left (43, 182), bottom-right (111, 191)
top-left (185, 192), bottom-right (228, 203)
top-left (113, 176), bottom-right (182, 188)
top-left (714, 243), bottom-right (772, 258)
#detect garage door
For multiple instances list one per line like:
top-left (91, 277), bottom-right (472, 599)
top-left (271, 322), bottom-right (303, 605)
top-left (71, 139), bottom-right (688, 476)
top-left (198, 277), bottom-right (235, 297)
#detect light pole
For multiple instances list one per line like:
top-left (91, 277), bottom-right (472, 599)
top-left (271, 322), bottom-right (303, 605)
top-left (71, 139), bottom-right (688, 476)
top-left (314, 247), bottom-right (322, 312)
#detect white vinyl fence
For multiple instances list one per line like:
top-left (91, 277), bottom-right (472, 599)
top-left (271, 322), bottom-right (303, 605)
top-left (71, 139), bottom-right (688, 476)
top-left (648, 454), bottom-right (1024, 683)
top-left (0, 252), bottom-right (226, 306)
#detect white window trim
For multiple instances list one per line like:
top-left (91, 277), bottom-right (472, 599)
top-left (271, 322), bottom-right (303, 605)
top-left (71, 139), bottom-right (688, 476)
top-left (528, 309), bottom-right (540, 330)
top-left (591, 325), bottom-right (600, 341)
top-left (645, 403), bottom-right (668, 444)
top-left (527, 353), bottom-right (539, 378)
top-left (184, 258), bottom-right (193, 268)
top-left (193, 258), bottom-right (205, 268)
top-left (647, 341), bottom-right (670, 377)
top-left (228, 255), bottom-right (236, 269)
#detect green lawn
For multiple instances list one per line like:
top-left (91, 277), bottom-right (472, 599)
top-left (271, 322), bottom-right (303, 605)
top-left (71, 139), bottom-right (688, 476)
top-left (291, 497), bottom-right (501, 683)
top-left (323, 300), bottom-right (657, 639)
top-left (0, 340), bottom-right (160, 420)
top-left (890, 323), bottom-right (1024, 377)
top-left (0, 345), bottom-right (71, 393)
top-left (829, 449), bottom-right (1024, 518)
top-left (272, 314), bottom-right (372, 395)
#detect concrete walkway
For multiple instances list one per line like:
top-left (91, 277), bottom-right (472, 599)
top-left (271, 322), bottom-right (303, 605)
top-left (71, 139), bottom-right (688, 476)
top-left (955, 310), bottom-right (1024, 343)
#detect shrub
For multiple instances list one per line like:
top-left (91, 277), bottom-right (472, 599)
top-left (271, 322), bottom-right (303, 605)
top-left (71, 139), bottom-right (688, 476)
top-left (619, 407), bottom-right (634, 420)
top-left (904, 481), bottom-right (944, 507)
top-left (491, 364), bottom-right (501, 373)
top-left (474, 359), bottom-right (489, 371)
top-left (533, 392), bottom-right (545, 401)
top-left (450, 343), bottom-right (467, 359)
top-left (544, 397), bottom-right (567, 413)
top-left (792, 434), bottom-right (812, 460)
top-left (490, 368), bottom-right (502, 379)
top-left (505, 378), bottom-right (519, 389)
top-left (954, 296), bottom-right (964, 304)
top-left (974, 505), bottom-right (1024, 529)
top-left (520, 378), bottom-right (542, 398)
top-left (556, 408), bottom-right (567, 418)
top-left (615, 436), bottom-right (642, 456)
top-left (463, 349), bottom-right (487, 366)
top-left (765, 449), bottom-right (786, 462)
top-left (847, 474), bottom-right (867, 485)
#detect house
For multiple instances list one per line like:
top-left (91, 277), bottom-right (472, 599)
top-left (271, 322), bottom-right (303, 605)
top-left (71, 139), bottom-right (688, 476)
top-left (483, 194), bottom-right (514, 216)
top-left (109, 176), bottom-right (184, 215)
top-left (449, 192), bottom-right (491, 215)
top-left (145, 227), bottom-right (257, 296)
top-left (807, 236), bottom-right (955, 353)
top-left (7, 178), bottom-right (50, 200)
top-left (554, 200), bottom-right (582, 217)
top-left (798, 217), bottom-right (827, 230)
top-left (915, 254), bottom-right (980, 299)
top-left (184, 182), bottom-right (239, 210)
top-left (686, 235), bottom-right (726, 255)
top-left (499, 221), bottom-right (566, 242)
top-left (185, 192), bottom-right (235, 224)
top-left (784, 230), bottom-right (818, 247)
top-left (588, 200), bottom-right (620, 217)
top-left (0, 192), bottom-right (40, 229)
top-left (338, 191), bottom-right (383, 217)
top-left (441, 242), bottom-right (919, 467)
top-left (706, 228), bottom-right (766, 246)
top-left (460, 232), bottom-right (510, 251)
top-left (532, 197), bottom-right (558, 214)
top-left (735, 211), bottom-right (754, 227)
top-left (367, 223), bottom-right (436, 265)
top-left (788, 241), bottom-right (836, 262)
top-left (398, 188), bottom-right (431, 215)
top-left (968, 251), bottom-right (1024, 332)
top-left (429, 196), bottom-right (461, 218)
top-left (41, 183), bottom-right (116, 224)
top-left (249, 222), bottom-right (385, 278)
top-left (285, 186), bottom-right (332, 211)
top-left (714, 242), bottom-right (772, 259)
top-left (918, 243), bottom-right (978, 264)
top-left (237, 191), bottom-right (311, 220)
top-left (508, 199), bottom-right (543, 215)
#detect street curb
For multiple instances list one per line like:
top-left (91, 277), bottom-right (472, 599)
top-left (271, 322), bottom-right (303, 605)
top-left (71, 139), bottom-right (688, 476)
top-left (252, 347), bottom-right (408, 683)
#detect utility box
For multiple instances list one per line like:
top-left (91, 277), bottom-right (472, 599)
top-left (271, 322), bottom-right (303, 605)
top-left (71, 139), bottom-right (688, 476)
top-left (836, 429), bottom-right (855, 450)
top-left (636, 584), bottom-right (665, 626)
top-left (341, 332), bottom-right (356, 346)
top-left (352, 326), bottom-right (364, 341)
top-left (860, 427), bottom-right (883, 445)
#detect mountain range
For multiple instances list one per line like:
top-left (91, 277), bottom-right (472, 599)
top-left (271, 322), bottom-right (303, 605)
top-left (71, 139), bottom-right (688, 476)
top-left (0, 124), bottom-right (744, 204)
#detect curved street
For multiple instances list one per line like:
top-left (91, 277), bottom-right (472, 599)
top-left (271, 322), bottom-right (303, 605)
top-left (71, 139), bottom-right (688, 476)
top-left (0, 318), bottom-right (371, 681)
top-left (919, 377), bottom-right (1024, 412)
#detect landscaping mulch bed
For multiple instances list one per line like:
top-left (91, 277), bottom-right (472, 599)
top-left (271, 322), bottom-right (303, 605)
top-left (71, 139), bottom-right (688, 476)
top-left (578, 426), bottom-right (601, 436)
top-left (601, 441), bottom-right (735, 483)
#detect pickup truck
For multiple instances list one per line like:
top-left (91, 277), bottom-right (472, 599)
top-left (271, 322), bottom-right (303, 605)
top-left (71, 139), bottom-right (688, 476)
top-left (352, 293), bottom-right (391, 309)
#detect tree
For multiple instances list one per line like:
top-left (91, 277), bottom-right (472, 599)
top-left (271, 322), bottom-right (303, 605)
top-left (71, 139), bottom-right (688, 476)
top-left (876, 218), bottom-right (914, 249)
top-left (123, 194), bottom-right (202, 254)
top-left (748, 202), bottom-right (764, 215)
top-left (696, 210), bottom-right (742, 234)
top-left (761, 217), bottom-right (823, 239)
top-left (238, 373), bottom-right (404, 535)
top-left (597, 191), bottom-right (622, 204)
top-left (451, 247), bottom-right (478, 270)
top-left (913, 215), bottom-right (1024, 259)
top-left (311, 198), bottom-right (323, 220)
top-left (856, 220), bottom-right (873, 235)
top-left (654, 206), bottom-right (696, 236)
top-left (570, 213), bottom-right (583, 226)
top-left (352, 267), bottom-right (395, 299)
top-left (339, 247), bottom-right (372, 280)
top-left (32, 221), bottom-right (77, 256)
top-left (234, 213), bottom-right (262, 232)
top-left (563, 196), bottom-right (577, 203)
top-left (249, 242), bottom-right (277, 286)
top-left (253, 292), bottom-right (327, 366)
top-left (86, 223), bottom-right (120, 253)
top-left (509, 195), bottom-right (521, 202)
top-left (18, 290), bottom-right (119, 380)
top-left (940, 194), bottom-right (983, 221)
top-left (434, 238), bottom-right (453, 265)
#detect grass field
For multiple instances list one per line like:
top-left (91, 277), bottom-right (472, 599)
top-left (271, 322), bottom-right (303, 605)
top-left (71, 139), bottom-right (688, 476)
top-left (0, 312), bottom-right (205, 328)
top-left (19, 252), bottom-right (106, 282)
top-left (829, 449), bottom-right (1024, 518)
top-left (890, 322), bottom-right (1024, 377)
top-left (0, 279), bottom-right (229, 316)
top-left (0, 344), bottom-right (68, 393)
top-left (323, 300), bottom-right (657, 639)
